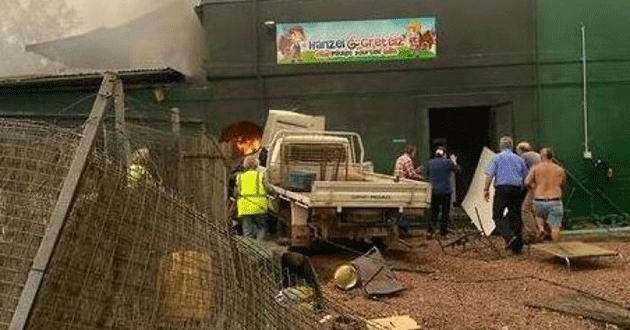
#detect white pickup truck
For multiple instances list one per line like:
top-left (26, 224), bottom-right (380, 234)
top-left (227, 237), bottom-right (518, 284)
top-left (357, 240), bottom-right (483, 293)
top-left (262, 110), bottom-right (430, 248)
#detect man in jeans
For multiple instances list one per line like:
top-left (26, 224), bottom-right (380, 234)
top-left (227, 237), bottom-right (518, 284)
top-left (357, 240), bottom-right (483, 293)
top-left (484, 136), bottom-right (528, 253)
top-left (525, 148), bottom-right (566, 241)
top-left (426, 147), bottom-right (460, 239)
top-left (236, 155), bottom-right (269, 240)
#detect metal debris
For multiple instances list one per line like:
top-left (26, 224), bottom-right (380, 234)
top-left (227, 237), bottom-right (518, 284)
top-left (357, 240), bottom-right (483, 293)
top-left (352, 247), bottom-right (405, 296)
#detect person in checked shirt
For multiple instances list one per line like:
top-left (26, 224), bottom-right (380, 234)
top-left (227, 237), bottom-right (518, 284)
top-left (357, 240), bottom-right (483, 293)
top-left (394, 145), bottom-right (422, 237)
top-left (394, 145), bottom-right (422, 180)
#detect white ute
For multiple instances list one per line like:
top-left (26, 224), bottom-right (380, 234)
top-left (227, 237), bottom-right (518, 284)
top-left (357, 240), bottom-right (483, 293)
top-left (261, 110), bottom-right (431, 248)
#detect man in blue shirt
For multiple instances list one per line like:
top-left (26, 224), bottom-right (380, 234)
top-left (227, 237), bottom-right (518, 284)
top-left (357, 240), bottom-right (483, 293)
top-left (426, 147), bottom-right (460, 239)
top-left (483, 136), bottom-right (528, 253)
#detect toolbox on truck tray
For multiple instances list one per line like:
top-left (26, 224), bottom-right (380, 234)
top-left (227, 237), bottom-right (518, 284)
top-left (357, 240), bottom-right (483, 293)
top-left (288, 170), bottom-right (316, 191)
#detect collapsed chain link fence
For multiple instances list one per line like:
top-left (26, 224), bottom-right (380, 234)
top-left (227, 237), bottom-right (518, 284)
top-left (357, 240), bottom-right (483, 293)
top-left (0, 118), bottom-right (381, 330)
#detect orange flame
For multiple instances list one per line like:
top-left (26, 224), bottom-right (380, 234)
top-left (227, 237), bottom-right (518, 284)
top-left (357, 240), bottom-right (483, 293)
top-left (236, 137), bottom-right (262, 156)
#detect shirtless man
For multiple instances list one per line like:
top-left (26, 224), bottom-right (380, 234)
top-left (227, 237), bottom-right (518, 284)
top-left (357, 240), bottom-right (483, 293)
top-left (524, 148), bottom-right (566, 241)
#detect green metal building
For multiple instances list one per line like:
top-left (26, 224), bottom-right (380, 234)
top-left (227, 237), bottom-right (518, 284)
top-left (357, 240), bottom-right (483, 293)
top-left (535, 0), bottom-right (630, 221)
top-left (1, 0), bottom-right (628, 224)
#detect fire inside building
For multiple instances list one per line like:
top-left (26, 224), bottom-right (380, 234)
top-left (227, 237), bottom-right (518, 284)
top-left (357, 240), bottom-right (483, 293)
top-left (1, 0), bottom-right (629, 226)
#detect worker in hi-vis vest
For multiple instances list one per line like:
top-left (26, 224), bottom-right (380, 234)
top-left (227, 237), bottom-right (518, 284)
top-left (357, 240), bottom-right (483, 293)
top-left (236, 155), bottom-right (269, 240)
top-left (127, 147), bottom-right (154, 189)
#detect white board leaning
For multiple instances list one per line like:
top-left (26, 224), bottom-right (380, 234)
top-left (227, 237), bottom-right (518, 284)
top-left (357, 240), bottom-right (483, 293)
top-left (462, 147), bottom-right (496, 236)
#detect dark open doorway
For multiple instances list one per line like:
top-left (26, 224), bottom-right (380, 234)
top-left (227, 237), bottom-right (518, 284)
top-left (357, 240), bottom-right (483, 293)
top-left (429, 106), bottom-right (493, 205)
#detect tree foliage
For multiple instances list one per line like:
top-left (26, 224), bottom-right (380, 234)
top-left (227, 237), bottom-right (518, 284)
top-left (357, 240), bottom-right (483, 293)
top-left (0, 0), bottom-right (81, 76)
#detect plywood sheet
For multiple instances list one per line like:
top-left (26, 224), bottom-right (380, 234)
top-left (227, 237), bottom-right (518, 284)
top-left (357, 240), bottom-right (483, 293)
top-left (532, 241), bottom-right (618, 259)
top-left (462, 147), bottom-right (496, 236)
top-left (368, 315), bottom-right (421, 330)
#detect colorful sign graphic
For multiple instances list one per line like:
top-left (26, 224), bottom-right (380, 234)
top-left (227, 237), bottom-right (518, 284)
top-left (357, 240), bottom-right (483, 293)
top-left (276, 18), bottom-right (437, 64)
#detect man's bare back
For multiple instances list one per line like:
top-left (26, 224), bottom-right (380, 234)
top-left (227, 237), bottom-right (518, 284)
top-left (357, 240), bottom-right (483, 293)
top-left (525, 148), bottom-right (566, 241)
top-left (526, 161), bottom-right (565, 199)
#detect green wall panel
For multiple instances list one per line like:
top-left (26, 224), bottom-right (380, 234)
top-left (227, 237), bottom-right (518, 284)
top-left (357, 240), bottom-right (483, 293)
top-left (0, 92), bottom-right (94, 115)
top-left (537, 0), bottom-right (630, 215)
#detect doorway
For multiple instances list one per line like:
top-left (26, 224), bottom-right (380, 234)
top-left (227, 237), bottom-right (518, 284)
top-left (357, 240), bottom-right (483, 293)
top-left (429, 106), bottom-right (494, 205)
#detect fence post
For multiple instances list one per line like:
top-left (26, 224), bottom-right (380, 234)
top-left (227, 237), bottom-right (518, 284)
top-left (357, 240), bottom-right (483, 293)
top-left (114, 78), bottom-right (130, 168)
top-left (171, 108), bottom-right (184, 194)
top-left (9, 72), bottom-right (118, 330)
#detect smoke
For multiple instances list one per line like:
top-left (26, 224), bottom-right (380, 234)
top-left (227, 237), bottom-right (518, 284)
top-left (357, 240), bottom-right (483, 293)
top-left (66, 0), bottom-right (182, 32)
top-left (62, 0), bottom-right (206, 78)
top-left (0, 0), bottom-right (81, 76)
top-left (4, 0), bottom-right (206, 78)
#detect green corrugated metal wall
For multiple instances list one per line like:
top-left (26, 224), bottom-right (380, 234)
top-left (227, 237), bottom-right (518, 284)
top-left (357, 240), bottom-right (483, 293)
top-left (536, 0), bottom-right (630, 218)
top-left (1, 0), bottom-right (627, 222)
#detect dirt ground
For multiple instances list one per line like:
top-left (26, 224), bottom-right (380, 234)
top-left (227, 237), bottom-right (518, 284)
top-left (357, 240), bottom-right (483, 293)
top-left (310, 233), bottom-right (630, 330)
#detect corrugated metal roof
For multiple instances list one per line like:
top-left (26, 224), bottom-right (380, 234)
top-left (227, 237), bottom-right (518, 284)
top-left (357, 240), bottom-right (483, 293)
top-left (0, 68), bottom-right (186, 88)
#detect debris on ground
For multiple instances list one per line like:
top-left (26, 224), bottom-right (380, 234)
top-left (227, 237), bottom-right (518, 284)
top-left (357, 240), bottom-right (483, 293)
top-left (531, 241), bottom-right (621, 269)
top-left (323, 314), bottom-right (368, 330)
top-left (313, 236), bottom-right (630, 330)
top-left (274, 285), bottom-right (317, 312)
top-left (527, 293), bottom-right (630, 328)
top-left (334, 264), bottom-right (359, 290)
top-left (352, 247), bottom-right (405, 296)
top-left (368, 315), bottom-right (421, 330)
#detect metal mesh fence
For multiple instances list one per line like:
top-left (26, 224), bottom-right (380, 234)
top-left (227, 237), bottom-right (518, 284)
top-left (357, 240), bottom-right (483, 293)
top-left (25, 141), bottom-right (234, 329)
top-left (0, 117), bottom-right (381, 330)
top-left (0, 120), bottom-right (80, 330)
top-left (122, 122), bottom-right (180, 191)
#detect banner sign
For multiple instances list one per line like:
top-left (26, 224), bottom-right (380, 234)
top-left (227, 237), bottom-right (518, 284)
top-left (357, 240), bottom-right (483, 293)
top-left (276, 17), bottom-right (437, 64)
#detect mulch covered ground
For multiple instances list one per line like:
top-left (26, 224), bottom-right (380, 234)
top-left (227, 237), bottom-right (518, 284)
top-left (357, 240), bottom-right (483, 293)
top-left (310, 234), bottom-right (630, 330)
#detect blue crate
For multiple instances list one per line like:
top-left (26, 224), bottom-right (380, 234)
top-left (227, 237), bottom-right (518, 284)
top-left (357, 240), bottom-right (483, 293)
top-left (287, 170), bottom-right (316, 192)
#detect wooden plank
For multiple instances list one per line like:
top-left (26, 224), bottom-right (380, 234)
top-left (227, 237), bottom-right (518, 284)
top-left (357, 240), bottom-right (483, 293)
top-left (528, 294), bottom-right (630, 328)
top-left (10, 73), bottom-right (117, 330)
top-left (368, 315), bottom-right (421, 330)
top-left (532, 241), bottom-right (618, 259)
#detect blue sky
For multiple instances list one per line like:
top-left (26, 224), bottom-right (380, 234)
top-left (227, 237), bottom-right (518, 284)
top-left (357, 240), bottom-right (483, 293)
top-left (278, 17), bottom-right (436, 39)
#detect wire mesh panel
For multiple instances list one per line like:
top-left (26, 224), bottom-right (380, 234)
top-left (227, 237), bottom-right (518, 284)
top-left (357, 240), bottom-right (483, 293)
top-left (180, 134), bottom-right (229, 229)
top-left (25, 144), bottom-right (235, 329)
top-left (123, 123), bottom-right (180, 191)
top-left (2, 116), bottom-right (383, 330)
top-left (0, 120), bottom-right (80, 330)
top-left (109, 122), bottom-right (229, 226)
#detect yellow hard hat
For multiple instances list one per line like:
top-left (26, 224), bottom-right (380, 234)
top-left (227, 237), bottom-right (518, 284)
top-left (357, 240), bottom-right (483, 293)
top-left (333, 264), bottom-right (358, 290)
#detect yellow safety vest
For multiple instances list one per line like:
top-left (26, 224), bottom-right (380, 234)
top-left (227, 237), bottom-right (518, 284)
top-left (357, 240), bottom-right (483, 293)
top-left (237, 169), bottom-right (268, 216)
top-left (127, 164), bottom-right (149, 189)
